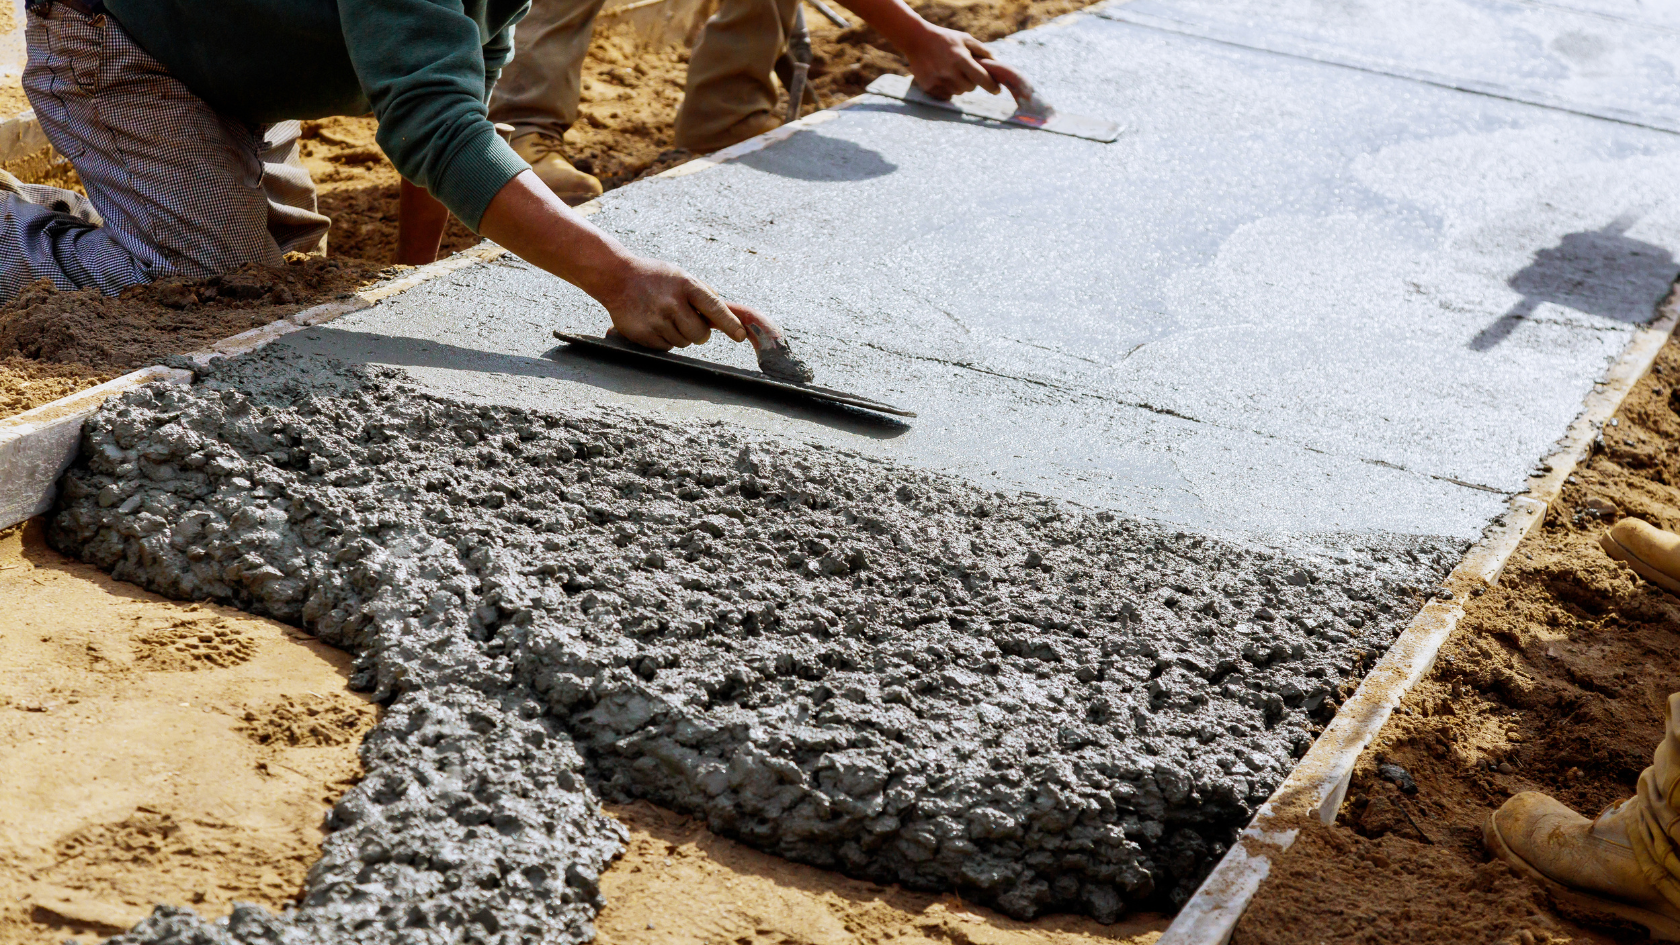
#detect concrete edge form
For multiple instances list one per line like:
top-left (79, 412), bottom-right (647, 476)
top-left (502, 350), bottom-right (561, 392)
top-left (0, 365), bottom-right (191, 529)
top-left (1159, 285), bottom-right (1680, 945)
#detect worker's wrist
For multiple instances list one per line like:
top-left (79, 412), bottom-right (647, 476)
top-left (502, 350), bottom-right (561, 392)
top-left (871, 6), bottom-right (936, 57)
top-left (574, 245), bottom-right (644, 310)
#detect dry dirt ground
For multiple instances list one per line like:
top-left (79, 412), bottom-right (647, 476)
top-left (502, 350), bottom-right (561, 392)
top-left (0, 520), bottom-right (378, 945)
top-left (0, 356), bottom-right (115, 417)
top-left (1234, 331), bottom-right (1680, 945)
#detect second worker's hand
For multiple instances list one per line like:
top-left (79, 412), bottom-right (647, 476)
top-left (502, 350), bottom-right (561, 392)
top-left (831, 0), bottom-right (1000, 100)
top-left (903, 24), bottom-right (1001, 100)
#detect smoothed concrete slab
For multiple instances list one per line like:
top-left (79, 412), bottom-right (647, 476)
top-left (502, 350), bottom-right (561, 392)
top-left (278, 11), bottom-right (1675, 544)
top-left (1096, 0), bottom-right (1680, 131)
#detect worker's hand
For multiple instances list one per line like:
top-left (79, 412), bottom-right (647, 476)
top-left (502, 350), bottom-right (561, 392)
top-left (903, 24), bottom-right (1001, 100)
top-left (596, 256), bottom-right (748, 350)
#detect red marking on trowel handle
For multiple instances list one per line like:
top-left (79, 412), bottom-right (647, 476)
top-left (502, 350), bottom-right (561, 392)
top-left (733, 306), bottom-right (787, 350)
top-left (982, 60), bottom-right (1057, 125)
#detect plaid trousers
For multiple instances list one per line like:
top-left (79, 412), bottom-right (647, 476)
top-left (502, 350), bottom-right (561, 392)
top-left (0, 3), bottom-right (330, 301)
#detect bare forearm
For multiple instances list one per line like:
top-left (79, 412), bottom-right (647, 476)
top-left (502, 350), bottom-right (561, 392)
top-left (397, 179), bottom-right (451, 266)
top-left (476, 170), bottom-right (747, 349)
top-left (832, 0), bottom-right (926, 51)
top-left (477, 170), bottom-right (636, 303)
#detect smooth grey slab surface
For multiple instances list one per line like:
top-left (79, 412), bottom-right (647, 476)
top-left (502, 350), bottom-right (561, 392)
top-left (281, 10), bottom-right (1675, 544)
top-left (1096, 0), bottom-right (1680, 131)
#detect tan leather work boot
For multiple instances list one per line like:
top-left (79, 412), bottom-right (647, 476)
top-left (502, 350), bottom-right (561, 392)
top-left (509, 133), bottom-right (602, 206)
top-left (1489, 691), bottom-right (1680, 938)
top-left (1603, 517), bottom-right (1680, 595)
top-left (1488, 790), bottom-right (1680, 939)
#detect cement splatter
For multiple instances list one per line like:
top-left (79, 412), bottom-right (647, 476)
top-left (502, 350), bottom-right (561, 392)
top-left (50, 352), bottom-right (1461, 939)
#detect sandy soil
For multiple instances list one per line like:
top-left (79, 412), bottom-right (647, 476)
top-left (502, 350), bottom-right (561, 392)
top-left (0, 82), bottom-right (28, 122)
top-left (0, 260), bottom-right (384, 375)
top-left (1234, 331), bottom-right (1680, 945)
top-left (0, 356), bottom-right (113, 416)
top-left (0, 520), bottom-right (379, 945)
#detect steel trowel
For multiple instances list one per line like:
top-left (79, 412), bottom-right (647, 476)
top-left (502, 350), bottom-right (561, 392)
top-left (553, 309), bottom-right (915, 419)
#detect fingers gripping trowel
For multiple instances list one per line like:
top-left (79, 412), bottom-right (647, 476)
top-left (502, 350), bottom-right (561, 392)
top-left (866, 60), bottom-right (1121, 142)
top-left (553, 308), bottom-right (916, 418)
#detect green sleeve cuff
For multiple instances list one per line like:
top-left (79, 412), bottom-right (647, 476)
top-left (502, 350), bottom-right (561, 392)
top-left (431, 123), bottom-right (530, 232)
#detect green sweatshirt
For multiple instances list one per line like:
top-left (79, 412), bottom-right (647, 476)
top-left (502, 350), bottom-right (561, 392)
top-left (102, 0), bottom-right (532, 231)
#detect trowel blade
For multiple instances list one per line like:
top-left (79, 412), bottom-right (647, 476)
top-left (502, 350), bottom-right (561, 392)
top-left (865, 74), bottom-right (1121, 143)
top-left (552, 331), bottom-right (917, 418)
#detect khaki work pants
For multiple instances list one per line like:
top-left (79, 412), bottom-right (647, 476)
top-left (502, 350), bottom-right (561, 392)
top-left (489, 0), bottom-right (800, 153)
top-left (1628, 693), bottom-right (1680, 905)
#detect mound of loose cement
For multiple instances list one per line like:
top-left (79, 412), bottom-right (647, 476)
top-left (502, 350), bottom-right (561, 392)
top-left (50, 353), bottom-right (1460, 939)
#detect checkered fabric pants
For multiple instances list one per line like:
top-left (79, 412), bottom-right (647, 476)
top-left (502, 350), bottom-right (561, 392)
top-left (0, 2), bottom-right (330, 301)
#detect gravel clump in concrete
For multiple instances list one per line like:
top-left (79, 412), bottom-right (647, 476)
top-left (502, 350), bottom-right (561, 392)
top-left (52, 354), bottom-right (1462, 932)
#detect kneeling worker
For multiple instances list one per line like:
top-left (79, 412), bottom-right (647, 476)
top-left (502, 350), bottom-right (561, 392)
top-left (0, 0), bottom-right (748, 353)
top-left (490, 0), bottom-right (1003, 203)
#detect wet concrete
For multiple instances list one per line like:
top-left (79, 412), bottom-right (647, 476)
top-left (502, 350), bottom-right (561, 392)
top-left (53, 355), bottom-right (1456, 934)
top-left (273, 7), bottom-right (1680, 541)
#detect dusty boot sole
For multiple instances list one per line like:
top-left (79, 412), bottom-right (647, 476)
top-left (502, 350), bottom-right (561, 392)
top-left (1485, 813), bottom-right (1680, 940)
top-left (1601, 531), bottom-right (1680, 597)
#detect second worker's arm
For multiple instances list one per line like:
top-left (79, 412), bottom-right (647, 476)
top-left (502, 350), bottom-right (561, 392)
top-left (836, 0), bottom-right (1001, 99)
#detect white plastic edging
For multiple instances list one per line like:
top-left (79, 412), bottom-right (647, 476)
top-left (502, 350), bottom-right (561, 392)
top-left (1160, 285), bottom-right (1680, 945)
top-left (0, 365), bottom-right (191, 529)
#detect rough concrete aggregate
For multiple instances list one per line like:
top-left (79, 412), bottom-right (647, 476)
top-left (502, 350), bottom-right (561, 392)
top-left (51, 353), bottom-right (1462, 932)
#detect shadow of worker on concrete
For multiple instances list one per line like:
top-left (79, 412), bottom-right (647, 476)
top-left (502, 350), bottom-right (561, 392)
top-left (736, 133), bottom-right (898, 182)
top-left (1470, 214), bottom-right (1678, 350)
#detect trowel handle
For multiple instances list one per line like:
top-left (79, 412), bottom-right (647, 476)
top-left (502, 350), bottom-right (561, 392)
top-left (981, 60), bottom-right (1056, 123)
top-left (731, 304), bottom-right (789, 352)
